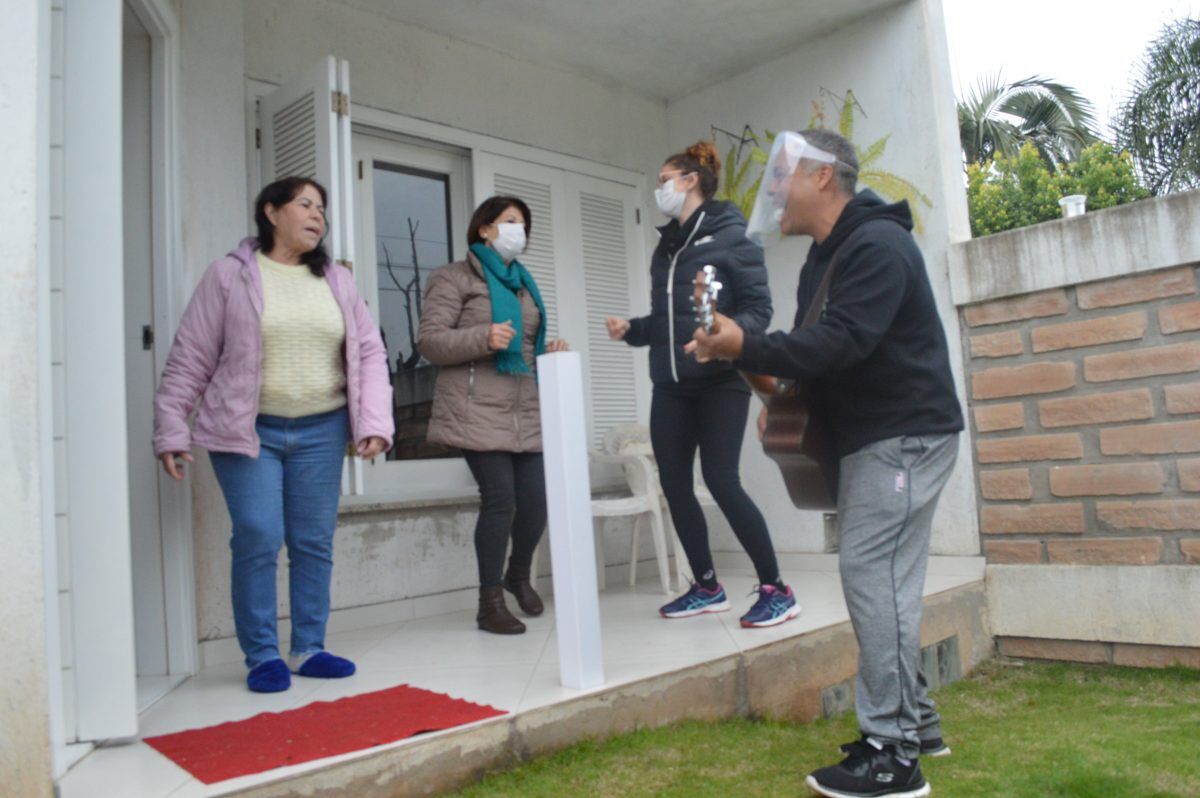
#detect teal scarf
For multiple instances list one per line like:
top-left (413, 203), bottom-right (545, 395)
top-left (470, 242), bottom-right (547, 375)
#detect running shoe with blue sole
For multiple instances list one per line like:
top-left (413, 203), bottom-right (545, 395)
top-left (739, 584), bottom-right (801, 628)
top-left (659, 583), bottom-right (730, 618)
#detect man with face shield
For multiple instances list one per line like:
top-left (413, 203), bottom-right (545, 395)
top-left (687, 129), bottom-right (963, 798)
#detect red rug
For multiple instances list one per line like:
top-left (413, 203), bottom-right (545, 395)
top-left (144, 684), bottom-right (507, 784)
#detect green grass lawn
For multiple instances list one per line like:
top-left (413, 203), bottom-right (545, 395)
top-left (452, 660), bottom-right (1200, 798)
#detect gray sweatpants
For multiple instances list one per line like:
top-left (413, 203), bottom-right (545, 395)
top-left (837, 433), bottom-right (958, 759)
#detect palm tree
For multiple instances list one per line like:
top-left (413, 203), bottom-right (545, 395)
top-left (1114, 18), bottom-right (1200, 195)
top-left (958, 73), bottom-right (1099, 167)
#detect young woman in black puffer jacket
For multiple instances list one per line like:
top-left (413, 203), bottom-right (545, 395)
top-left (606, 141), bottom-right (799, 628)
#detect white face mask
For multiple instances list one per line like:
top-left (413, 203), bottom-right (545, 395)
top-left (489, 222), bottom-right (526, 262)
top-left (654, 174), bottom-right (690, 219)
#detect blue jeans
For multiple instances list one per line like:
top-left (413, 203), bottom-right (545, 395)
top-left (210, 407), bottom-right (348, 668)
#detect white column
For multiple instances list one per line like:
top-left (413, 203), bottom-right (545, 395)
top-left (63, 0), bottom-right (138, 740)
top-left (537, 351), bottom-right (604, 690)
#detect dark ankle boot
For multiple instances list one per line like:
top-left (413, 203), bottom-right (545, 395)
top-left (477, 586), bottom-right (526, 634)
top-left (504, 564), bottom-right (544, 616)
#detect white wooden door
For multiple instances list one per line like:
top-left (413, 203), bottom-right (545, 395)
top-left (565, 173), bottom-right (643, 447)
top-left (124, 6), bottom-right (169, 689)
top-left (473, 152), bottom-right (570, 343)
top-left (473, 152), bottom-right (644, 446)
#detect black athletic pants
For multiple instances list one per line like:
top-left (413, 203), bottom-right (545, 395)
top-left (463, 451), bottom-right (547, 588)
top-left (649, 373), bottom-right (781, 588)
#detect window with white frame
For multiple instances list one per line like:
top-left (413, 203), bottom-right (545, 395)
top-left (256, 61), bottom-right (648, 499)
top-left (353, 135), bottom-right (470, 464)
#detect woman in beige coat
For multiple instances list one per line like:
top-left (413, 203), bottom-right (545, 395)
top-left (418, 195), bottom-right (568, 634)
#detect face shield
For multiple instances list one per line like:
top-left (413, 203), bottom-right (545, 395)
top-left (744, 131), bottom-right (842, 246)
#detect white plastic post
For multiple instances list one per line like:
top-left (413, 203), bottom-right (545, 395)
top-left (537, 351), bottom-right (605, 689)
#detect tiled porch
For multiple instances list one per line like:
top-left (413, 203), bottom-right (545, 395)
top-left (58, 555), bottom-right (986, 798)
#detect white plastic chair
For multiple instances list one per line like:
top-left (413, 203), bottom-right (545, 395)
top-left (590, 425), bottom-right (673, 594)
top-left (529, 425), bottom-right (677, 594)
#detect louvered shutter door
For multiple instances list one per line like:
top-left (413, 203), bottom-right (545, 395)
top-left (577, 188), bottom-right (639, 446)
top-left (493, 173), bottom-right (559, 340)
top-left (259, 55), bottom-right (352, 269)
top-left (474, 154), bottom-right (646, 447)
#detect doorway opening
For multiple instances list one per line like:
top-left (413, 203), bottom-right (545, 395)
top-left (122, 0), bottom-right (195, 713)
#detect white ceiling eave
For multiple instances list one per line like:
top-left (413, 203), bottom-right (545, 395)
top-left (334, 0), bottom-right (906, 102)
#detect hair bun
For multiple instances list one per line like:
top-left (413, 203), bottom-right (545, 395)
top-left (686, 140), bottom-right (721, 173)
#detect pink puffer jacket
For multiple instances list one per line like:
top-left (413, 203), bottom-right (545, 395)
top-left (153, 237), bottom-right (394, 457)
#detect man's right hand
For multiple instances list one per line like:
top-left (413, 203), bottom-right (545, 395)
top-left (488, 321), bottom-right (516, 351)
top-left (160, 452), bottom-right (194, 481)
top-left (757, 405), bottom-right (768, 441)
top-left (605, 316), bottom-right (630, 341)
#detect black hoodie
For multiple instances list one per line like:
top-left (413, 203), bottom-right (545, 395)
top-left (738, 190), bottom-right (964, 457)
top-left (626, 199), bottom-right (772, 384)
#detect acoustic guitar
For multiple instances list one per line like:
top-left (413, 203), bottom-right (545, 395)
top-left (693, 265), bottom-right (838, 510)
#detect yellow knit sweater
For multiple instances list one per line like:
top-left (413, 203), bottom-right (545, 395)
top-left (256, 251), bottom-right (347, 418)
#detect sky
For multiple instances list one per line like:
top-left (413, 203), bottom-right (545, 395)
top-left (942, 0), bottom-right (1200, 136)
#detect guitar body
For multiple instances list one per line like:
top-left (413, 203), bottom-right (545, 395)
top-left (742, 372), bottom-right (839, 511)
top-left (692, 266), bottom-right (838, 510)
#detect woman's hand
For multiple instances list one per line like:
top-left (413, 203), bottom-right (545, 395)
top-left (605, 316), bottom-right (630, 341)
top-left (357, 436), bottom-right (387, 461)
top-left (547, 339), bottom-right (570, 353)
top-left (488, 321), bottom-right (516, 351)
top-left (159, 452), bottom-right (194, 482)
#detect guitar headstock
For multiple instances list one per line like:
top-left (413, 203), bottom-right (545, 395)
top-left (692, 265), bottom-right (722, 333)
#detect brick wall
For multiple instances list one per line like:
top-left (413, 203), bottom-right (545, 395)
top-left (962, 264), bottom-right (1200, 568)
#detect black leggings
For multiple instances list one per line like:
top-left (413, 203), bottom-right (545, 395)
top-left (650, 374), bottom-right (780, 587)
top-left (463, 451), bottom-right (547, 588)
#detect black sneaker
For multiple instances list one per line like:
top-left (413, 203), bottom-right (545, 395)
top-left (839, 734), bottom-right (950, 759)
top-left (919, 736), bottom-right (951, 758)
top-left (806, 740), bottom-right (930, 797)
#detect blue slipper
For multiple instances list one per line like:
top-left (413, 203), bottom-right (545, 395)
top-left (247, 658), bottom-right (291, 693)
top-left (294, 651), bottom-right (356, 679)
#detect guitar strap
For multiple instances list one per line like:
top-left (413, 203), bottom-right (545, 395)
top-left (793, 245), bottom-right (846, 504)
top-left (800, 247), bottom-right (845, 329)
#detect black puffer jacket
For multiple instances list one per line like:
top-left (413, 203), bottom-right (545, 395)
top-left (738, 190), bottom-right (964, 457)
top-left (625, 199), bottom-right (772, 384)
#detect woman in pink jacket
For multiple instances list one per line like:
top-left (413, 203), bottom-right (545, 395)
top-left (154, 177), bottom-right (393, 693)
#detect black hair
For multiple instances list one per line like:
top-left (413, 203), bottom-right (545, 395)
top-left (253, 176), bottom-right (330, 278)
top-left (467, 195), bottom-right (533, 247)
top-left (798, 129), bottom-right (859, 196)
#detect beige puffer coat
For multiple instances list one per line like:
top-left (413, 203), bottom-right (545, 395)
top-left (418, 252), bottom-right (543, 452)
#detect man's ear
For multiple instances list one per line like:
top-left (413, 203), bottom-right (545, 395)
top-left (817, 163), bottom-right (835, 191)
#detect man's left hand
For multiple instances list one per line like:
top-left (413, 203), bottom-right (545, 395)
top-left (685, 312), bottom-right (745, 363)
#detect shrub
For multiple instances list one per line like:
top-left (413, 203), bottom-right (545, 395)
top-left (967, 142), bottom-right (1148, 237)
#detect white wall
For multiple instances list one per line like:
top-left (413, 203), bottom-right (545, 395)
top-left (0, 0), bottom-right (55, 791)
top-left (179, 0), bottom-right (673, 644)
top-left (664, 0), bottom-right (978, 556)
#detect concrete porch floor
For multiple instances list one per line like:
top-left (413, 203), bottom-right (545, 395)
top-left (58, 555), bottom-right (988, 798)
